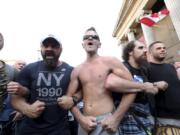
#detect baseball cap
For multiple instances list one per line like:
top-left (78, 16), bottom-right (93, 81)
top-left (41, 35), bottom-right (62, 47)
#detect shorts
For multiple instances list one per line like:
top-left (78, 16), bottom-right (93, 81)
top-left (78, 113), bottom-right (119, 135)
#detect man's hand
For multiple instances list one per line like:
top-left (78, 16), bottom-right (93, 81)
top-left (12, 111), bottom-right (23, 121)
top-left (57, 96), bottom-right (74, 110)
top-left (22, 100), bottom-right (45, 118)
top-left (101, 114), bottom-right (119, 133)
top-left (143, 82), bottom-right (159, 94)
top-left (154, 81), bottom-right (168, 91)
top-left (79, 115), bottom-right (97, 133)
top-left (7, 81), bottom-right (29, 96)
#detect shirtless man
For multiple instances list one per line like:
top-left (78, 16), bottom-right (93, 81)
top-left (58, 27), bottom-right (157, 135)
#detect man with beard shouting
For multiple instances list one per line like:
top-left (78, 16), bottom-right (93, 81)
top-left (7, 36), bottom-right (73, 135)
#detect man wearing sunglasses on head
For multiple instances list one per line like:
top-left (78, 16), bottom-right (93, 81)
top-left (58, 27), bottom-right (159, 135)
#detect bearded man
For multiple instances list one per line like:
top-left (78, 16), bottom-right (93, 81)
top-left (8, 35), bottom-right (73, 135)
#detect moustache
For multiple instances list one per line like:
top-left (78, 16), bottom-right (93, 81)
top-left (45, 51), bottom-right (55, 56)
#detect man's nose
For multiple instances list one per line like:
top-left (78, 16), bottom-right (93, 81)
top-left (87, 36), bottom-right (93, 40)
top-left (162, 48), bottom-right (166, 51)
top-left (45, 46), bottom-right (53, 50)
top-left (144, 48), bottom-right (147, 52)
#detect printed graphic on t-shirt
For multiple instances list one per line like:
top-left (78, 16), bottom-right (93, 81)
top-left (36, 70), bottom-right (66, 106)
top-left (133, 75), bottom-right (143, 83)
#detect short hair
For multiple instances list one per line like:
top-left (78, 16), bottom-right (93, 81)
top-left (149, 41), bottom-right (164, 51)
top-left (85, 27), bottom-right (97, 33)
top-left (122, 40), bottom-right (136, 62)
top-left (84, 26), bottom-right (100, 41)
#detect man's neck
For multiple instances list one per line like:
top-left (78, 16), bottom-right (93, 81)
top-left (149, 57), bottom-right (163, 64)
top-left (86, 53), bottom-right (99, 61)
top-left (128, 58), bottom-right (140, 69)
top-left (57, 60), bottom-right (63, 66)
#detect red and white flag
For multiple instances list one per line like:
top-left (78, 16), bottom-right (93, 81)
top-left (139, 9), bottom-right (169, 27)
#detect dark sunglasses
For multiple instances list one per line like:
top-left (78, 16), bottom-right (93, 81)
top-left (83, 35), bottom-right (100, 41)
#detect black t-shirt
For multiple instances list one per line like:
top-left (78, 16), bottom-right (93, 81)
top-left (113, 62), bottom-right (149, 106)
top-left (148, 63), bottom-right (180, 119)
top-left (17, 61), bottom-right (73, 135)
top-left (124, 62), bottom-right (149, 104)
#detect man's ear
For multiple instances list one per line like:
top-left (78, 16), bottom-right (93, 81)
top-left (82, 43), bottom-right (85, 48)
top-left (60, 47), bottom-right (63, 53)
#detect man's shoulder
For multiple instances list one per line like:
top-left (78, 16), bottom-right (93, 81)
top-left (25, 61), bottom-right (42, 68)
top-left (149, 62), bottom-right (173, 68)
top-left (73, 64), bottom-right (82, 71)
top-left (99, 56), bottom-right (122, 66)
top-left (18, 61), bottom-right (42, 75)
top-left (71, 64), bottom-right (84, 76)
top-left (100, 56), bottom-right (117, 61)
top-left (62, 62), bottom-right (74, 69)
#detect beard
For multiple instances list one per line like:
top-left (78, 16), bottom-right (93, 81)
top-left (136, 56), bottom-right (150, 68)
top-left (41, 51), bottom-right (60, 69)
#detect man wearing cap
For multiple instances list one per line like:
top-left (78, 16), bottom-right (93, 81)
top-left (8, 35), bottom-right (73, 135)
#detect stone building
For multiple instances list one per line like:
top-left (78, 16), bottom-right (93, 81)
top-left (113, 0), bottom-right (180, 63)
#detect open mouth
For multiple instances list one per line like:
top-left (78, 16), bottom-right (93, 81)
top-left (87, 42), bottom-right (93, 45)
top-left (45, 56), bottom-right (54, 59)
top-left (45, 51), bottom-right (55, 59)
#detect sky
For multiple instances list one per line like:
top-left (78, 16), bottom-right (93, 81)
top-left (0, 0), bottom-right (123, 66)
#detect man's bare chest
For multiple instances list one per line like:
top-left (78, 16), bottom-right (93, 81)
top-left (79, 65), bottom-right (111, 83)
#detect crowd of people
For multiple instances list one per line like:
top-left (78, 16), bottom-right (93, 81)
top-left (0, 26), bottom-right (180, 135)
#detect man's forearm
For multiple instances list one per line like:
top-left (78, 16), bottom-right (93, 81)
top-left (112, 93), bottom-right (136, 122)
top-left (105, 74), bottom-right (152, 93)
top-left (7, 81), bottom-right (29, 97)
top-left (70, 106), bottom-right (84, 123)
top-left (11, 95), bottom-right (30, 115)
top-left (67, 90), bottom-right (82, 109)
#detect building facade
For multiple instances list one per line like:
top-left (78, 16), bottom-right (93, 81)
top-left (113, 0), bottom-right (180, 63)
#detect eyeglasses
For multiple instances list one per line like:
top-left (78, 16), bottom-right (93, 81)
top-left (83, 35), bottom-right (100, 41)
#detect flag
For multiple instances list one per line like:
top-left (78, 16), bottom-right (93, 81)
top-left (139, 9), bottom-right (169, 27)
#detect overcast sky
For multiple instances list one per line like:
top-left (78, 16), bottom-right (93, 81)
top-left (0, 0), bottom-right (123, 66)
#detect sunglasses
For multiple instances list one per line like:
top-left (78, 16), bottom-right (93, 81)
top-left (83, 35), bottom-right (100, 41)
